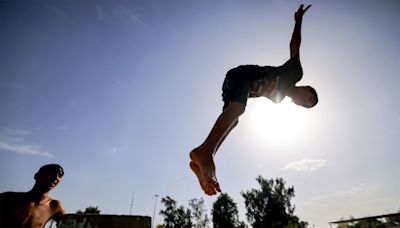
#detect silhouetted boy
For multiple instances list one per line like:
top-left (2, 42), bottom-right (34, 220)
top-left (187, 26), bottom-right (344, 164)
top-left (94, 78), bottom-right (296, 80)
top-left (190, 5), bottom-right (318, 195)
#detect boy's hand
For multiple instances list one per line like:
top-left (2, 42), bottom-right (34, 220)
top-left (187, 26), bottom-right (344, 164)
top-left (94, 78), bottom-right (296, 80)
top-left (294, 4), bottom-right (311, 21)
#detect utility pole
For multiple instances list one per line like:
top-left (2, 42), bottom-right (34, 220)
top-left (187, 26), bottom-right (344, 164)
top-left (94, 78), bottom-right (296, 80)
top-left (152, 194), bottom-right (159, 228)
top-left (129, 192), bottom-right (134, 215)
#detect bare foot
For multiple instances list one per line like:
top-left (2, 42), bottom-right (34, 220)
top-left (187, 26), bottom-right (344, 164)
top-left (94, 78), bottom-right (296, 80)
top-left (190, 148), bottom-right (221, 195)
top-left (190, 162), bottom-right (215, 195)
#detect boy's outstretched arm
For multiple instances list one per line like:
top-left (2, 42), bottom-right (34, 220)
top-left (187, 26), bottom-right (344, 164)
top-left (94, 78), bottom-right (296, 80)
top-left (290, 4), bottom-right (311, 58)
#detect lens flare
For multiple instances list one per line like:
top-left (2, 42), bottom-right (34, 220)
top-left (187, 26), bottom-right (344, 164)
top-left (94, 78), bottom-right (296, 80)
top-left (245, 99), bottom-right (310, 149)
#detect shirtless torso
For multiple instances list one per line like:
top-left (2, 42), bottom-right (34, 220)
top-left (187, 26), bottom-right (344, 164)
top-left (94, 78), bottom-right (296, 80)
top-left (1, 192), bottom-right (65, 228)
top-left (0, 164), bottom-right (66, 228)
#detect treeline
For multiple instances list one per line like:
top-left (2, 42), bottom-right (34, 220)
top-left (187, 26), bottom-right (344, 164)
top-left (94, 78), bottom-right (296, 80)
top-left (157, 176), bottom-right (308, 228)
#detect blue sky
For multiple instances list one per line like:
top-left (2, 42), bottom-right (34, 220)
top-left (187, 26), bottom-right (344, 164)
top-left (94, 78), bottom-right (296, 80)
top-left (1, 0), bottom-right (399, 227)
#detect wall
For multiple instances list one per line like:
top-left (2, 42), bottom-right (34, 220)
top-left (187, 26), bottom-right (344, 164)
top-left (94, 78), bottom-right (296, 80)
top-left (58, 214), bottom-right (151, 228)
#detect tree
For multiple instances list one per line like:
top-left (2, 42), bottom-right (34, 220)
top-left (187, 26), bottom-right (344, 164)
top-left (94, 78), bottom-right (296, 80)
top-left (59, 206), bottom-right (101, 227)
top-left (159, 196), bottom-right (192, 228)
top-left (241, 176), bottom-right (307, 228)
top-left (76, 206), bottom-right (101, 214)
top-left (337, 219), bottom-right (385, 228)
top-left (212, 193), bottom-right (247, 228)
top-left (189, 197), bottom-right (209, 228)
top-left (386, 212), bottom-right (400, 226)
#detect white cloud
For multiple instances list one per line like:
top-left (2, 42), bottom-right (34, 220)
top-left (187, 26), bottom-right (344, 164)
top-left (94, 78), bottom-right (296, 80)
top-left (44, 4), bottom-right (69, 21)
top-left (0, 128), bottom-right (53, 158)
top-left (116, 3), bottom-right (143, 24)
top-left (282, 158), bottom-right (326, 171)
top-left (2, 128), bottom-right (30, 136)
top-left (0, 128), bottom-right (29, 143)
top-left (95, 3), bottom-right (106, 21)
top-left (0, 135), bottom-right (23, 143)
top-left (0, 141), bottom-right (53, 158)
top-left (93, 1), bottom-right (143, 24)
top-left (57, 126), bottom-right (70, 131)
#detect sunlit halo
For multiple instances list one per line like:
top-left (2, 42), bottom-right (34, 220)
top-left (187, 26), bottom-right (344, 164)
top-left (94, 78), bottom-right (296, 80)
top-left (245, 99), bottom-right (310, 148)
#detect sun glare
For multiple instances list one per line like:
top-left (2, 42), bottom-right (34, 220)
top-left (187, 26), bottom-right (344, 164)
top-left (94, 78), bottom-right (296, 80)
top-left (245, 99), bottom-right (310, 149)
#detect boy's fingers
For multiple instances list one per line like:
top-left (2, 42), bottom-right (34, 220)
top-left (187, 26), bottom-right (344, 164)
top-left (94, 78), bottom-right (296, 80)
top-left (304, 5), bottom-right (312, 12)
top-left (297, 4), bottom-right (303, 12)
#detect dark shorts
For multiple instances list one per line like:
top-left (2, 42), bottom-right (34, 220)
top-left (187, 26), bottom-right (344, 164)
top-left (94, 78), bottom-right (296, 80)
top-left (221, 67), bottom-right (252, 110)
top-left (221, 56), bottom-right (302, 109)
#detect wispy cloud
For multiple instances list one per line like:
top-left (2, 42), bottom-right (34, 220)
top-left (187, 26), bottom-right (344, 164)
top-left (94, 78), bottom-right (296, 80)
top-left (117, 5), bottom-right (142, 24)
top-left (95, 1), bottom-right (143, 24)
top-left (95, 3), bottom-right (106, 21)
top-left (282, 158), bottom-right (326, 171)
top-left (0, 128), bottom-right (53, 158)
top-left (114, 3), bottom-right (143, 24)
top-left (3, 128), bottom-right (30, 136)
top-left (0, 141), bottom-right (53, 158)
top-left (57, 126), bottom-right (70, 131)
top-left (44, 4), bottom-right (69, 21)
top-left (14, 83), bottom-right (31, 93)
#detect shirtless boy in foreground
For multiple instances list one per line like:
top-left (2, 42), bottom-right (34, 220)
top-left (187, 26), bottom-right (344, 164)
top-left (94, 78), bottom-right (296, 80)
top-left (0, 164), bottom-right (66, 227)
top-left (190, 5), bottom-right (318, 195)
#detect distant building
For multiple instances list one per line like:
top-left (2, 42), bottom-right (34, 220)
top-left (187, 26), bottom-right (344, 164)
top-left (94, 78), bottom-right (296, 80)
top-left (58, 214), bottom-right (151, 228)
top-left (329, 212), bottom-right (400, 227)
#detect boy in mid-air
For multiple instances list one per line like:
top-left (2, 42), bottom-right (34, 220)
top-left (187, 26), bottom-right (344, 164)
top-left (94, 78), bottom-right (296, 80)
top-left (190, 5), bottom-right (318, 195)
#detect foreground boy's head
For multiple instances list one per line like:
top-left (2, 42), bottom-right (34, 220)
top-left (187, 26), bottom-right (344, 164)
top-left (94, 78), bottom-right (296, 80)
top-left (34, 164), bottom-right (64, 192)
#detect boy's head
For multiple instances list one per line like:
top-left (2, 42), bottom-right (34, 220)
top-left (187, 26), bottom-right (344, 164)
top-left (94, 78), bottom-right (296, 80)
top-left (34, 164), bottom-right (64, 191)
top-left (291, 86), bottom-right (318, 108)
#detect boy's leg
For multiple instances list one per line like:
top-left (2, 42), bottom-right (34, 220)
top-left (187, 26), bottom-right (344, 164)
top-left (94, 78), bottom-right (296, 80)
top-left (215, 120), bottom-right (238, 152)
top-left (190, 101), bottom-right (245, 195)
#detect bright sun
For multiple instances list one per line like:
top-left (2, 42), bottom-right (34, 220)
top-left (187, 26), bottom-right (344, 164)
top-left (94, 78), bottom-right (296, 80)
top-left (245, 99), bottom-right (310, 148)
